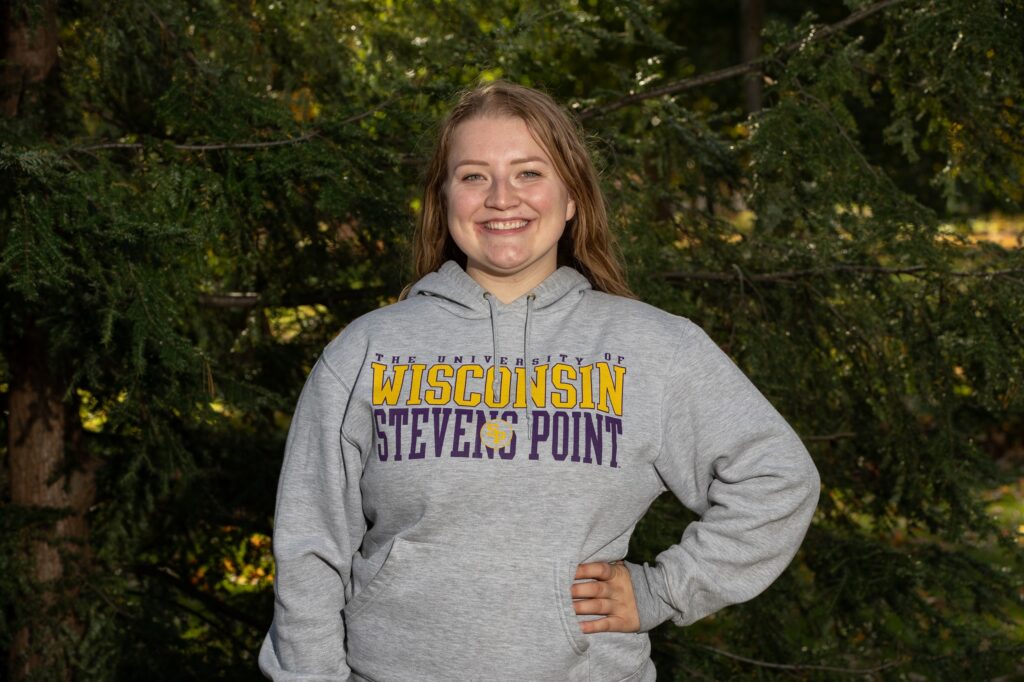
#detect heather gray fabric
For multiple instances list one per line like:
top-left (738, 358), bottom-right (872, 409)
top-left (259, 261), bottom-right (820, 681)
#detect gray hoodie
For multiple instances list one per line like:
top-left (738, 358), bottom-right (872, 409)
top-left (259, 261), bottom-right (820, 682)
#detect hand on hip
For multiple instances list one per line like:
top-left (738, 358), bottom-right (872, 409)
top-left (572, 561), bottom-right (641, 633)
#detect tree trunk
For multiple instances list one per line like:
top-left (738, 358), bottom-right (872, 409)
top-left (2, 3), bottom-right (95, 680)
top-left (1, 0), bottom-right (59, 118)
top-left (739, 0), bottom-right (765, 113)
top-left (7, 327), bottom-right (96, 681)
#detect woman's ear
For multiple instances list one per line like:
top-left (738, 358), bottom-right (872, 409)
top-left (565, 197), bottom-right (577, 222)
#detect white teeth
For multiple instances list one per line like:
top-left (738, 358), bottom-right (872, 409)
top-left (483, 220), bottom-right (529, 230)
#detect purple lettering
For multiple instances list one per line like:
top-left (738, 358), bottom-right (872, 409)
top-left (498, 411), bottom-right (517, 460)
top-left (432, 408), bottom-right (451, 457)
top-left (605, 416), bottom-right (622, 468)
top-left (472, 410), bottom-right (486, 458)
top-left (373, 409), bottom-right (389, 461)
top-left (551, 411), bottom-right (569, 461)
top-left (584, 413), bottom-right (604, 465)
top-left (408, 408), bottom-right (428, 459)
top-left (388, 408), bottom-right (408, 461)
top-left (529, 410), bottom-right (550, 460)
top-left (570, 412), bottom-right (581, 462)
top-left (450, 409), bottom-right (473, 457)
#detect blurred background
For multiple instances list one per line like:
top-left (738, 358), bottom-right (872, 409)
top-left (1, 0), bottom-right (1022, 679)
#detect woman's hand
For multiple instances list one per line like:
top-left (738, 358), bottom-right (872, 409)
top-left (572, 561), bottom-right (641, 633)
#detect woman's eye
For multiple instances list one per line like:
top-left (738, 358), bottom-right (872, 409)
top-left (461, 173), bottom-right (484, 181)
top-left (520, 170), bottom-right (541, 178)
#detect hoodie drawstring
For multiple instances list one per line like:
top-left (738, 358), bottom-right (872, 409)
top-left (484, 293), bottom-right (501, 401)
top-left (483, 292), bottom-right (536, 431)
top-left (524, 294), bottom-right (535, 429)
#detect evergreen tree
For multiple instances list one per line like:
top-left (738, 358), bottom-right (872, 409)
top-left (1, 0), bottom-right (1021, 679)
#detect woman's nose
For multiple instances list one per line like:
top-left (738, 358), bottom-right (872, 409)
top-left (485, 176), bottom-right (519, 209)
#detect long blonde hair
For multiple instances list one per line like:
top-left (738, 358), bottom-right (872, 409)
top-left (405, 80), bottom-right (633, 298)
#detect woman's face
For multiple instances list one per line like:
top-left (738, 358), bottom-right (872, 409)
top-left (444, 116), bottom-right (575, 292)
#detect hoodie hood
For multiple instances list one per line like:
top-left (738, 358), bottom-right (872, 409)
top-left (408, 260), bottom-right (593, 318)
top-left (408, 261), bottom-right (594, 428)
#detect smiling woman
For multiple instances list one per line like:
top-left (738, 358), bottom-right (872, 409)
top-left (258, 81), bottom-right (820, 682)
top-left (411, 80), bottom-right (633, 301)
top-left (445, 116), bottom-right (576, 301)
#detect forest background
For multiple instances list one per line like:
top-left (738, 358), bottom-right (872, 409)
top-left (2, 0), bottom-right (1023, 680)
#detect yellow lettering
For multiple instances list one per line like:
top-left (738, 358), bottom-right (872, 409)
top-left (424, 364), bottom-right (453, 405)
top-left (596, 362), bottom-right (626, 416)
top-left (371, 363), bottom-right (408, 406)
top-left (578, 364), bottom-right (596, 410)
top-left (484, 366), bottom-right (513, 407)
top-left (530, 365), bottom-right (548, 409)
top-left (405, 364), bottom-right (426, 405)
top-left (513, 367), bottom-right (527, 408)
top-left (454, 364), bottom-right (483, 406)
top-left (551, 364), bottom-right (577, 409)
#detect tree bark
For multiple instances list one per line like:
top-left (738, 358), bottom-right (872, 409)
top-left (739, 0), bottom-right (765, 113)
top-left (2, 2), bottom-right (95, 680)
top-left (7, 327), bottom-right (96, 681)
top-left (0, 0), bottom-right (59, 118)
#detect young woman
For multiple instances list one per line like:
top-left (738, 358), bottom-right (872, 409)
top-left (259, 81), bottom-right (820, 682)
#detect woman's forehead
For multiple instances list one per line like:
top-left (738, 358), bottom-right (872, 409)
top-left (447, 116), bottom-right (557, 168)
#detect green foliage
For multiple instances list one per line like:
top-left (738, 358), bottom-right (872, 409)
top-left (1, 0), bottom-right (1022, 679)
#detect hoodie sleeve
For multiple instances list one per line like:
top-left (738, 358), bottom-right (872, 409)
top-left (625, 321), bottom-right (820, 631)
top-left (258, 357), bottom-right (366, 681)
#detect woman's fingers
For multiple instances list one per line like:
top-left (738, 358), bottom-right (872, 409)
top-left (573, 598), bottom-right (615, 615)
top-left (575, 561), bottom-right (615, 581)
top-left (570, 579), bottom-right (606, 600)
top-left (571, 561), bottom-right (641, 633)
top-left (579, 616), bottom-right (629, 634)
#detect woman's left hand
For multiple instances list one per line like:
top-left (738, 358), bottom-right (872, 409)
top-left (572, 562), bottom-right (641, 633)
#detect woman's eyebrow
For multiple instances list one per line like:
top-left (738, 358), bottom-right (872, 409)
top-left (452, 156), bottom-right (550, 170)
top-left (452, 159), bottom-right (488, 169)
top-left (510, 156), bottom-right (549, 165)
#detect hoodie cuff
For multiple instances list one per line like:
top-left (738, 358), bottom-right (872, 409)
top-left (625, 560), bottom-right (678, 632)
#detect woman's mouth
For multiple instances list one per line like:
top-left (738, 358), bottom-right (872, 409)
top-left (480, 219), bottom-right (531, 232)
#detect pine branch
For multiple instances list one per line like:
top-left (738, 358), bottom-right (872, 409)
top-left (662, 265), bottom-right (1024, 283)
top-left (66, 95), bottom-right (399, 155)
top-left (71, 130), bottom-right (321, 153)
top-left (689, 642), bottom-right (910, 675)
top-left (134, 563), bottom-right (263, 630)
top-left (789, 76), bottom-right (882, 181)
top-left (86, 583), bottom-right (135, 620)
top-left (578, 0), bottom-right (912, 120)
top-left (197, 286), bottom-right (389, 309)
top-left (804, 431), bottom-right (857, 442)
top-left (197, 292), bottom-right (261, 309)
top-left (338, 94), bottom-right (401, 126)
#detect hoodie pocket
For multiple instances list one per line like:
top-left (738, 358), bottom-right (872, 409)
top-left (345, 537), bottom-right (589, 682)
